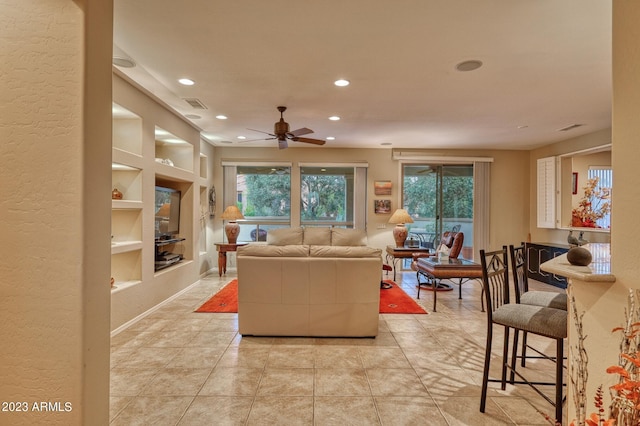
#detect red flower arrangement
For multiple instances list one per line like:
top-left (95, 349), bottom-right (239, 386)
top-left (571, 177), bottom-right (611, 228)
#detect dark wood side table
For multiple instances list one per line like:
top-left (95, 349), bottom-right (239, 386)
top-left (385, 245), bottom-right (432, 281)
top-left (215, 242), bottom-right (248, 276)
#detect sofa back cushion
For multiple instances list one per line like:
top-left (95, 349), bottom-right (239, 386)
top-left (267, 227), bottom-right (304, 245)
top-left (310, 245), bottom-right (381, 258)
top-left (238, 244), bottom-right (309, 257)
top-left (303, 227), bottom-right (332, 246)
top-left (331, 228), bottom-right (367, 246)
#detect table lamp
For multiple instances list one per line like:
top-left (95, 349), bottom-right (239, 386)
top-left (388, 208), bottom-right (414, 247)
top-left (221, 205), bottom-right (244, 244)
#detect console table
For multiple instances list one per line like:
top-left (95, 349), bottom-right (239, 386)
top-left (215, 242), bottom-right (248, 276)
top-left (526, 242), bottom-right (570, 288)
top-left (414, 256), bottom-right (483, 312)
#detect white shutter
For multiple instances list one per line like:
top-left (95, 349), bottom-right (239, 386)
top-left (537, 157), bottom-right (556, 228)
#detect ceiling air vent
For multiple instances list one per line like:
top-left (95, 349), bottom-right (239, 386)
top-left (183, 98), bottom-right (207, 110)
top-left (558, 124), bottom-right (584, 132)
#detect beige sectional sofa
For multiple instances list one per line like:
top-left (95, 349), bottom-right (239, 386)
top-left (237, 227), bottom-right (382, 337)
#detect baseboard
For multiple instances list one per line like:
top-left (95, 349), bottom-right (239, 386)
top-left (110, 279), bottom-right (202, 337)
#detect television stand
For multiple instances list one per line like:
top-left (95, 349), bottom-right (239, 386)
top-left (154, 237), bottom-right (186, 271)
top-left (155, 236), bottom-right (186, 246)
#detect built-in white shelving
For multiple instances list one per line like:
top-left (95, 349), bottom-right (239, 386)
top-left (111, 75), bottom-right (211, 332)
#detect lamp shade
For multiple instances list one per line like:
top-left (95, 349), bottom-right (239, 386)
top-left (221, 205), bottom-right (244, 221)
top-left (388, 209), bottom-right (414, 225)
top-left (221, 205), bottom-right (244, 244)
top-left (388, 209), bottom-right (414, 247)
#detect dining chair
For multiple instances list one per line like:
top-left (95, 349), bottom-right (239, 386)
top-left (479, 246), bottom-right (567, 424)
top-left (509, 244), bottom-right (567, 369)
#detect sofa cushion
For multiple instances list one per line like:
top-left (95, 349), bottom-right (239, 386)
top-left (310, 245), bottom-right (381, 258)
top-left (267, 227), bottom-right (304, 245)
top-left (331, 228), bottom-right (367, 246)
top-left (238, 244), bottom-right (309, 257)
top-left (303, 227), bottom-right (332, 245)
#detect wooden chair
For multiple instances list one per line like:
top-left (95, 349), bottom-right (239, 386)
top-left (479, 247), bottom-right (567, 424)
top-left (509, 244), bottom-right (567, 369)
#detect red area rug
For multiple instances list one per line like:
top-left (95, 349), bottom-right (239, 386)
top-left (195, 279), bottom-right (238, 313)
top-left (379, 280), bottom-right (427, 314)
top-left (195, 279), bottom-right (427, 314)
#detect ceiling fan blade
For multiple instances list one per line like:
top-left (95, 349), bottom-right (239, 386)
top-left (247, 128), bottom-right (276, 137)
top-left (287, 127), bottom-right (313, 137)
top-left (278, 139), bottom-right (288, 150)
top-left (239, 137), bottom-right (277, 143)
top-left (291, 137), bottom-right (326, 146)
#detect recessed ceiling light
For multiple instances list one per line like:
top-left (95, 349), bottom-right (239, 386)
top-left (112, 56), bottom-right (136, 68)
top-left (220, 140), bottom-right (233, 144)
top-left (326, 136), bottom-right (335, 141)
top-left (455, 60), bottom-right (483, 72)
top-left (216, 115), bottom-right (228, 120)
top-left (178, 78), bottom-right (195, 86)
top-left (185, 114), bottom-right (201, 119)
top-left (381, 142), bottom-right (392, 146)
top-left (334, 79), bottom-right (350, 87)
top-left (329, 116), bottom-right (341, 121)
top-left (237, 136), bottom-right (246, 140)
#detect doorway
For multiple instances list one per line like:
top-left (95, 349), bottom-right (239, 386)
top-left (402, 164), bottom-right (474, 260)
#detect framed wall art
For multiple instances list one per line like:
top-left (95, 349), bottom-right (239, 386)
top-left (374, 199), bottom-right (391, 214)
top-left (374, 180), bottom-right (392, 195)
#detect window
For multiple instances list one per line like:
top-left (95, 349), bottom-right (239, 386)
top-left (223, 161), bottom-right (368, 239)
top-left (223, 163), bottom-right (291, 242)
top-left (300, 166), bottom-right (354, 227)
top-left (402, 163), bottom-right (475, 258)
top-left (588, 166), bottom-right (612, 229)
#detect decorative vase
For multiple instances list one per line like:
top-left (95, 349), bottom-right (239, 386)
top-left (392, 224), bottom-right (408, 247)
top-left (571, 214), bottom-right (583, 227)
top-left (112, 188), bottom-right (123, 200)
top-left (225, 221), bottom-right (240, 244)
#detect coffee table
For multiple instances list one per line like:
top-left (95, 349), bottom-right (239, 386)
top-left (385, 245), bottom-right (432, 281)
top-left (414, 256), bottom-right (483, 312)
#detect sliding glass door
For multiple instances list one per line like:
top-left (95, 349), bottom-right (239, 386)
top-left (402, 164), bottom-right (474, 259)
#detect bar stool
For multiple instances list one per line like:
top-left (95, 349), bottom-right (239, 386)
top-left (479, 246), bottom-right (567, 424)
top-left (509, 244), bottom-right (567, 369)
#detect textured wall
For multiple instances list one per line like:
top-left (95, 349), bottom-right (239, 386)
top-left (0, 1), bottom-right (111, 424)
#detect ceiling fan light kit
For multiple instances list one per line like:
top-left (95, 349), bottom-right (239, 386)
top-left (247, 106), bottom-right (326, 149)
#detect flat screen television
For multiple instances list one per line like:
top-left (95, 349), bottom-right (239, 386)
top-left (155, 186), bottom-right (181, 239)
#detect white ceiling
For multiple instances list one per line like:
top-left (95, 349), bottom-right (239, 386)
top-left (113, 0), bottom-right (612, 150)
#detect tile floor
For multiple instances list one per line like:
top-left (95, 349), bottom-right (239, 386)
top-left (110, 269), bottom-right (566, 425)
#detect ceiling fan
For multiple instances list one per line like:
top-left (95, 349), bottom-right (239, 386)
top-left (246, 106), bottom-right (326, 149)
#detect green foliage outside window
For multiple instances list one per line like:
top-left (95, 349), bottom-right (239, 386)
top-left (243, 174), bottom-right (291, 217)
top-left (301, 174), bottom-right (346, 221)
top-left (403, 168), bottom-right (473, 219)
